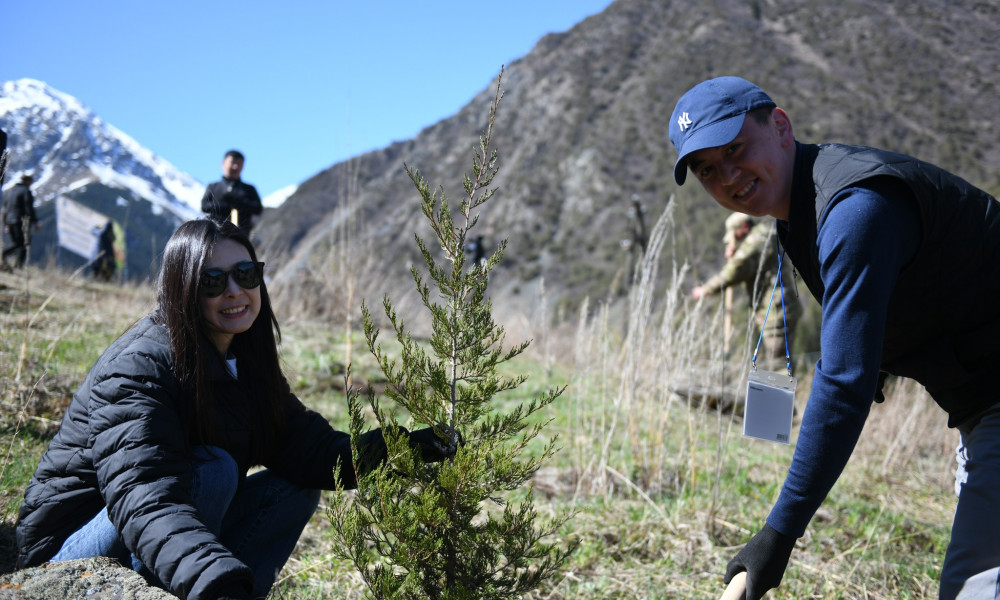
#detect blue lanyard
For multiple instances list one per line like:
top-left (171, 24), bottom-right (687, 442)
top-left (752, 235), bottom-right (792, 376)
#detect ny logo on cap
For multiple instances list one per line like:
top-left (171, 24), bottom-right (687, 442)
top-left (677, 112), bottom-right (693, 132)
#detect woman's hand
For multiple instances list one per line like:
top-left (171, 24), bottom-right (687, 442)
top-left (407, 426), bottom-right (461, 462)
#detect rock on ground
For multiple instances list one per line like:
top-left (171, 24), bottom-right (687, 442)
top-left (0, 557), bottom-right (175, 599)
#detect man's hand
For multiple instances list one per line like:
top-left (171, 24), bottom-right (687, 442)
top-left (724, 524), bottom-right (797, 600)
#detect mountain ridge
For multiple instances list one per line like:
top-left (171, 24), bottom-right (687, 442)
top-left (3, 0), bottom-right (998, 310)
top-left (254, 0), bottom-right (1000, 329)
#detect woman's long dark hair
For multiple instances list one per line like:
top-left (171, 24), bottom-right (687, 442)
top-left (156, 218), bottom-right (287, 460)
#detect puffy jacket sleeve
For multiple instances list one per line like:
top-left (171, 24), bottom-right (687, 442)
top-left (264, 394), bottom-right (385, 490)
top-left (89, 340), bottom-right (252, 600)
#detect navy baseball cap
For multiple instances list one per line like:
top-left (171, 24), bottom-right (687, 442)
top-left (669, 77), bottom-right (776, 185)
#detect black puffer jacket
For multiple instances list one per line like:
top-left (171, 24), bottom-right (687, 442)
top-left (3, 182), bottom-right (37, 226)
top-left (16, 315), bottom-right (365, 599)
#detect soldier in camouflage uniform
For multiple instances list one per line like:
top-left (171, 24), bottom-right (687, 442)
top-left (693, 212), bottom-right (801, 368)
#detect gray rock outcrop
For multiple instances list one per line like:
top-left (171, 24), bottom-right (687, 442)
top-left (0, 557), bottom-right (175, 599)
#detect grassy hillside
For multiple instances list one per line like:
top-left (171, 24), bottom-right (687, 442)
top-left (1, 217), bottom-right (957, 598)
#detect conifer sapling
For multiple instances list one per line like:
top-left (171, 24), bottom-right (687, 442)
top-left (328, 68), bottom-right (576, 600)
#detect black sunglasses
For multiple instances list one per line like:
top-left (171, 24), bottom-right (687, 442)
top-left (199, 261), bottom-right (265, 297)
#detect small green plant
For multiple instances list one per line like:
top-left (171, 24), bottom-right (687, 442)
top-left (327, 69), bottom-right (576, 599)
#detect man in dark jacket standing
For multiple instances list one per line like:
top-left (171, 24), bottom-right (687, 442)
top-left (3, 173), bottom-right (39, 269)
top-left (0, 128), bottom-right (7, 253)
top-left (201, 150), bottom-right (262, 235)
top-left (670, 76), bottom-right (1000, 600)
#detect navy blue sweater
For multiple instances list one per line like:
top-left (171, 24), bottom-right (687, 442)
top-left (769, 180), bottom-right (920, 537)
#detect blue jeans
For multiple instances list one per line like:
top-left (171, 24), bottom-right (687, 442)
top-left (52, 447), bottom-right (321, 599)
top-left (941, 405), bottom-right (1000, 600)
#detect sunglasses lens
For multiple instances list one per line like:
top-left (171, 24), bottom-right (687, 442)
top-left (199, 270), bottom-right (228, 297)
top-left (199, 262), bottom-right (263, 297)
top-left (232, 262), bottom-right (263, 289)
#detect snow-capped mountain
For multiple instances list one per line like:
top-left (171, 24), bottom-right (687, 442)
top-left (262, 183), bottom-right (297, 209)
top-left (1, 78), bottom-right (209, 278)
top-left (1, 78), bottom-right (202, 220)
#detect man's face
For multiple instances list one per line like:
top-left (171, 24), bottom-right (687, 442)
top-left (222, 155), bottom-right (244, 179)
top-left (686, 108), bottom-right (795, 220)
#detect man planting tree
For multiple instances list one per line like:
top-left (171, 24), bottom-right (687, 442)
top-left (670, 76), bottom-right (1000, 600)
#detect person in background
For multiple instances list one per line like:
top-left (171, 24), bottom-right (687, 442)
top-left (670, 76), bottom-right (1000, 600)
top-left (16, 219), bottom-right (456, 600)
top-left (2, 173), bottom-right (39, 270)
top-left (692, 211), bottom-right (801, 368)
top-left (465, 235), bottom-right (487, 268)
top-left (0, 127), bottom-right (7, 210)
top-left (201, 150), bottom-right (263, 235)
top-left (90, 220), bottom-right (117, 282)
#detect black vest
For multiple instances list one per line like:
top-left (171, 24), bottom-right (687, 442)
top-left (778, 143), bottom-right (1000, 426)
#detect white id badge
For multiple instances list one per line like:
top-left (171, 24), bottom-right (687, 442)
top-left (744, 369), bottom-right (796, 444)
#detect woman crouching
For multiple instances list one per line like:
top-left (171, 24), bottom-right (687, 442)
top-left (15, 219), bottom-right (453, 600)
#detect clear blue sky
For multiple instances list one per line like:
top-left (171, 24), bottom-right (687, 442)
top-left (2, 1), bottom-right (614, 199)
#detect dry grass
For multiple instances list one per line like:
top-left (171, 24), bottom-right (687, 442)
top-left (0, 264), bottom-right (154, 572)
top-left (270, 201), bottom-right (957, 598)
top-left (0, 218), bottom-right (959, 599)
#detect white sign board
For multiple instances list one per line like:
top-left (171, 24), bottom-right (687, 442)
top-left (55, 196), bottom-right (109, 259)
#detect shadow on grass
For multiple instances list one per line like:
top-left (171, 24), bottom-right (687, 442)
top-left (0, 521), bottom-right (18, 575)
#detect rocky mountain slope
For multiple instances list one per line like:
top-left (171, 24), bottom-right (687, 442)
top-left (255, 0), bottom-right (1000, 329)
